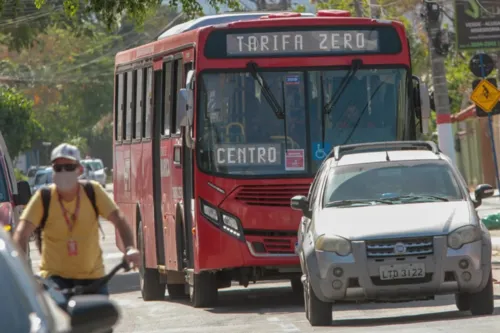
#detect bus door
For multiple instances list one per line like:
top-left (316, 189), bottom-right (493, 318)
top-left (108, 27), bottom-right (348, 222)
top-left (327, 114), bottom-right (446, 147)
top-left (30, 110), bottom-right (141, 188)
top-left (152, 60), bottom-right (167, 266)
top-left (161, 56), bottom-right (192, 271)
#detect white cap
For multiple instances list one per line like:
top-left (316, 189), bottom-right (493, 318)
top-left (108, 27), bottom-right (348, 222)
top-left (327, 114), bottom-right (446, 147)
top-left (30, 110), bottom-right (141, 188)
top-left (50, 143), bottom-right (81, 163)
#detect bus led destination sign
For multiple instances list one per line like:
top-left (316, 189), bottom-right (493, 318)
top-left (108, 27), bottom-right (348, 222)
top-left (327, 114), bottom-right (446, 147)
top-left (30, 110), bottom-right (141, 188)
top-left (226, 30), bottom-right (379, 56)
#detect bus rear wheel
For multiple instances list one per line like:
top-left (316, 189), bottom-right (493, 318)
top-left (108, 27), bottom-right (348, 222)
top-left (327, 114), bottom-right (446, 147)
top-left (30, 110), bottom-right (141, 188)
top-left (189, 272), bottom-right (218, 308)
top-left (138, 221), bottom-right (166, 301)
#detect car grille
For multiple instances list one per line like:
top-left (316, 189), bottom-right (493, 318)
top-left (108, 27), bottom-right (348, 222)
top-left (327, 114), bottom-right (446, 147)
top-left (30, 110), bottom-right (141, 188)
top-left (234, 184), bottom-right (309, 207)
top-left (365, 237), bottom-right (434, 258)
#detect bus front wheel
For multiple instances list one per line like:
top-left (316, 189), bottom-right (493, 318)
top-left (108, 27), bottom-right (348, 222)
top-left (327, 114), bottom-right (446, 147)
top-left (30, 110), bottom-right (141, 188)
top-left (189, 271), bottom-right (218, 308)
top-left (138, 221), bottom-right (166, 301)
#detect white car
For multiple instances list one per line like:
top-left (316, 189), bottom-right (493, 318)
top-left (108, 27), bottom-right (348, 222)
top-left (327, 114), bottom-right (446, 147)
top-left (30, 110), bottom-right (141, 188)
top-left (81, 158), bottom-right (107, 188)
top-left (292, 141), bottom-right (495, 326)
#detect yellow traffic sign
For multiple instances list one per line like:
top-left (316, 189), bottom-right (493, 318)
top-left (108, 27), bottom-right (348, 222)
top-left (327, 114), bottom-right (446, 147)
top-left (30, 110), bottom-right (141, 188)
top-left (470, 79), bottom-right (500, 112)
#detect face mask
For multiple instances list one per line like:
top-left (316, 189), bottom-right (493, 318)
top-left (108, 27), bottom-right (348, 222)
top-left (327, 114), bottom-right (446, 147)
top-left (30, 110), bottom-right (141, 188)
top-left (53, 171), bottom-right (79, 192)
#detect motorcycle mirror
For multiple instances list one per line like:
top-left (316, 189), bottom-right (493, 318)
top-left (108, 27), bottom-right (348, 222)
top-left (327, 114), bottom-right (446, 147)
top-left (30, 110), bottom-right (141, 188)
top-left (67, 295), bottom-right (120, 333)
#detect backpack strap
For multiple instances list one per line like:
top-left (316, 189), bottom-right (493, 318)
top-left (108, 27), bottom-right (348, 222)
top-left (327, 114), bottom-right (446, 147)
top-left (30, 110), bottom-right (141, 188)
top-left (82, 181), bottom-right (98, 218)
top-left (35, 187), bottom-right (52, 253)
top-left (81, 181), bottom-right (105, 240)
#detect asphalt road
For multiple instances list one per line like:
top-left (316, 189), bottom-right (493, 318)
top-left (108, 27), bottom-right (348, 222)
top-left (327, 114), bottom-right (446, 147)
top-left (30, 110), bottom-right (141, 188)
top-left (29, 186), bottom-right (500, 333)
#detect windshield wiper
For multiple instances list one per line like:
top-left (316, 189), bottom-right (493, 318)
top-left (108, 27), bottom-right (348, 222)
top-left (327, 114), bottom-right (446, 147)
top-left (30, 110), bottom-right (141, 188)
top-left (323, 59), bottom-right (362, 115)
top-left (384, 195), bottom-right (449, 202)
top-left (247, 61), bottom-right (284, 119)
top-left (325, 199), bottom-right (394, 207)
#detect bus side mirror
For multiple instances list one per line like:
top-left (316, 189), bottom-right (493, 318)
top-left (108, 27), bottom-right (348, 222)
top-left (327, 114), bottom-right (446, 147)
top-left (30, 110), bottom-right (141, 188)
top-left (177, 89), bottom-right (193, 127)
top-left (177, 88), bottom-right (194, 149)
top-left (412, 76), bottom-right (431, 136)
top-left (419, 82), bottom-right (431, 135)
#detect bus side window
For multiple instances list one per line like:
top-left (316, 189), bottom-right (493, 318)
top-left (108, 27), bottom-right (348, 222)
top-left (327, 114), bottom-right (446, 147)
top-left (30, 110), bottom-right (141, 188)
top-left (125, 70), bottom-right (135, 141)
top-left (135, 68), bottom-right (144, 139)
top-left (172, 58), bottom-right (183, 134)
top-left (144, 66), bottom-right (153, 139)
top-left (163, 61), bottom-right (174, 136)
top-left (115, 73), bottom-right (125, 141)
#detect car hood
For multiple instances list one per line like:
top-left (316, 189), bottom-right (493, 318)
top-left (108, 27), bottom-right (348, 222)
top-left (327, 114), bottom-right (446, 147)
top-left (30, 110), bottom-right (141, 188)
top-left (314, 201), bottom-right (474, 241)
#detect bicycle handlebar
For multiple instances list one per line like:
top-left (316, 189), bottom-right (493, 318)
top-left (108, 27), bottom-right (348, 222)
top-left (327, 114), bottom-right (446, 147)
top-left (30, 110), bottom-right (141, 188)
top-left (60, 257), bottom-right (131, 297)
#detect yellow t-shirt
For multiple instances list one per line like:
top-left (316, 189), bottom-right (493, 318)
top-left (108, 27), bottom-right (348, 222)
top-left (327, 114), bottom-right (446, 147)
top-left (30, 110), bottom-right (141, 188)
top-left (21, 181), bottom-right (118, 279)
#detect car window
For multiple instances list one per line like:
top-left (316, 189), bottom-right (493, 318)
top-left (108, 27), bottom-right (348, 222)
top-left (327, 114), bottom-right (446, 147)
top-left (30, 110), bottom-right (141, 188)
top-left (0, 163), bottom-right (9, 202)
top-left (323, 161), bottom-right (463, 205)
top-left (27, 169), bottom-right (38, 178)
top-left (34, 171), bottom-right (52, 186)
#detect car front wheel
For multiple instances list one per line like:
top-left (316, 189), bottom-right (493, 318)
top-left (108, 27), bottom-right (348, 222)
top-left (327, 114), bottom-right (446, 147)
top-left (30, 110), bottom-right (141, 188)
top-left (469, 271), bottom-right (494, 316)
top-left (304, 275), bottom-right (332, 326)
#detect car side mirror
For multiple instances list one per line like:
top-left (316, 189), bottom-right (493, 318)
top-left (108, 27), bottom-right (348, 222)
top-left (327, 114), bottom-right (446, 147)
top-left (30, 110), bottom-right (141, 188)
top-left (14, 181), bottom-right (31, 206)
top-left (104, 167), bottom-right (108, 172)
top-left (291, 195), bottom-right (311, 218)
top-left (68, 295), bottom-right (120, 333)
top-left (474, 184), bottom-right (494, 207)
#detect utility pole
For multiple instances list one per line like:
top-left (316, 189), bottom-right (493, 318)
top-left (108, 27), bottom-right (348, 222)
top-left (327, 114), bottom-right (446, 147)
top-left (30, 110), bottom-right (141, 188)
top-left (369, 0), bottom-right (380, 18)
top-left (353, 0), bottom-right (363, 17)
top-left (422, 0), bottom-right (457, 165)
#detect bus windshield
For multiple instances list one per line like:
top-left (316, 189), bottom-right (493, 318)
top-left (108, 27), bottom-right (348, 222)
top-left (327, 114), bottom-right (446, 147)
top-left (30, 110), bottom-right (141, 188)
top-left (197, 67), bottom-right (408, 177)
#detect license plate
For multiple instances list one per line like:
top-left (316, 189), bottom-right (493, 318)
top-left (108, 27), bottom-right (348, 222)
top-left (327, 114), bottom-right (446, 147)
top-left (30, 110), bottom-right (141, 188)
top-left (379, 263), bottom-right (426, 280)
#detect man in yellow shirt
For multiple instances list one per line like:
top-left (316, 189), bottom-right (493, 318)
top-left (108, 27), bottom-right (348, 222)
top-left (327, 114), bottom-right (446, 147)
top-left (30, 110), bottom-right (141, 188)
top-left (13, 143), bottom-right (140, 295)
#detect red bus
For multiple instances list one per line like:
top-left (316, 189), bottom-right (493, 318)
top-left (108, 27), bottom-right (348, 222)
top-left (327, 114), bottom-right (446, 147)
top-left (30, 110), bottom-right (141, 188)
top-left (113, 10), bottom-right (431, 307)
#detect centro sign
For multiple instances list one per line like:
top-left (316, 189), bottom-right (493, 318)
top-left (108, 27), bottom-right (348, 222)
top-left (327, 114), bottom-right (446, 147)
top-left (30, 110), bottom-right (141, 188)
top-left (214, 144), bottom-right (281, 166)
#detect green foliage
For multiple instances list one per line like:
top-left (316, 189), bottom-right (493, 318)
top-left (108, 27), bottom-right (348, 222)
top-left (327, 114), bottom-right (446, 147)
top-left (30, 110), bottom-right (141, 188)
top-left (1, 0), bottom-right (241, 31)
top-left (14, 168), bottom-right (27, 181)
top-left (0, 87), bottom-right (42, 157)
top-left (445, 53), bottom-right (475, 113)
top-left (67, 136), bottom-right (89, 155)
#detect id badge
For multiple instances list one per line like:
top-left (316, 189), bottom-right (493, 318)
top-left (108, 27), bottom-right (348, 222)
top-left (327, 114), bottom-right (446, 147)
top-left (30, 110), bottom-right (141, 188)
top-left (67, 239), bottom-right (78, 256)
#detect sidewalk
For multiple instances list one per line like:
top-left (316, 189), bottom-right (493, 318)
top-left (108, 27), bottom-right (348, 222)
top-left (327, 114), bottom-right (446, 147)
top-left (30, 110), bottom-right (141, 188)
top-left (491, 230), bottom-right (500, 252)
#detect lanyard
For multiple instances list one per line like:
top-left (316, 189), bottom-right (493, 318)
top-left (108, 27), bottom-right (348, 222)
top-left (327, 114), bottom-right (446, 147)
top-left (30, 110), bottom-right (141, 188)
top-left (57, 188), bottom-right (81, 233)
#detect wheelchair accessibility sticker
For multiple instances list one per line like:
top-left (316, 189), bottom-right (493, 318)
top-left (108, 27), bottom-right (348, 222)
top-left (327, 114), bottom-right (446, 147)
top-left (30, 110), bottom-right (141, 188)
top-left (312, 142), bottom-right (331, 161)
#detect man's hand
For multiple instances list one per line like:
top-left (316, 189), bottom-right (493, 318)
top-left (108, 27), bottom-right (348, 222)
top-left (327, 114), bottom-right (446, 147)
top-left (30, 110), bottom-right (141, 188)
top-left (125, 246), bottom-right (141, 270)
top-left (107, 209), bottom-right (142, 270)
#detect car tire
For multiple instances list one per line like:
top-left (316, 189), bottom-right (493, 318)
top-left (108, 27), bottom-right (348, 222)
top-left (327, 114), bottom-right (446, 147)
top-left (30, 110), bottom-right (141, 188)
top-left (138, 222), bottom-right (166, 301)
top-left (291, 277), bottom-right (304, 294)
top-left (189, 272), bottom-right (218, 308)
top-left (454, 293), bottom-right (470, 311)
top-left (469, 271), bottom-right (494, 316)
top-left (167, 283), bottom-right (187, 299)
top-left (304, 276), bottom-right (332, 326)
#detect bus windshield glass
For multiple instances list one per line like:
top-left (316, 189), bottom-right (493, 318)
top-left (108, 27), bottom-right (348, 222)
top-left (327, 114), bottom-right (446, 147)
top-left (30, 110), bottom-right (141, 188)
top-left (197, 67), bottom-right (408, 176)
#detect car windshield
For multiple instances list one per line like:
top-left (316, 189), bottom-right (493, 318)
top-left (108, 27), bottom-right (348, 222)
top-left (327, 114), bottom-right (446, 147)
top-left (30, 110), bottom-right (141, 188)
top-left (197, 68), bottom-right (408, 176)
top-left (84, 161), bottom-right (103, 171)
top-left (0, 164), bottom-right (8, 202)
top-left (0, 238), bottom-right (45, 331)
top-left (323, 161), bottom-right (464, 207)
top-left (34, 171), bottom-right (52, 186)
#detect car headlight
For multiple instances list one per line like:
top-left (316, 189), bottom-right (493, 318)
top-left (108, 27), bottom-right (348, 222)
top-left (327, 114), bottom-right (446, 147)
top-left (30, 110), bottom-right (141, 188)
top-left (447, 225), bottom-right (481, 250)
top-left (200, 199), bottom-right (243, 240)
top-left (315, 235), bottom-right (352, 256)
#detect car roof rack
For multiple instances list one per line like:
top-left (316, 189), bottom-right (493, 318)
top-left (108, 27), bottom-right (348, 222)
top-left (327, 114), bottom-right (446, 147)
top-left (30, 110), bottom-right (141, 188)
top-left (330, 141), bottom-right (440, 161)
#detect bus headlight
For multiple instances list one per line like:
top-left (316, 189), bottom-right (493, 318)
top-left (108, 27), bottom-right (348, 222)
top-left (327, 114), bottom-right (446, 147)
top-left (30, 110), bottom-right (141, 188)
top-left (222, 213), bottom-right (242, 239)
top-left (199, 199), bottom-right (244, 241)
top-left (447, 225), bottom-right (481, 250)
top-left (315, 235), bottom-right (352, 256)
top-left (201, 200), bottom-right (219, 223)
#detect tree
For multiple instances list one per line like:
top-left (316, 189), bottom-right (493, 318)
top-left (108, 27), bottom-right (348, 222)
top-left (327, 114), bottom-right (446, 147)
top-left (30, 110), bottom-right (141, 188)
top-left (0, 0), bottom-right (242, 31)
top-left (0, 87), bottom-right (41, 157)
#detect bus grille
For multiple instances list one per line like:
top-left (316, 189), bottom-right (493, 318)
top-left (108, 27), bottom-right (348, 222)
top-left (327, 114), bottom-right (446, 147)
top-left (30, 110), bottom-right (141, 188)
top-left (365, 237), bottom-right (434, 258)
top-left (234, 184), bottom-right (310, 207)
